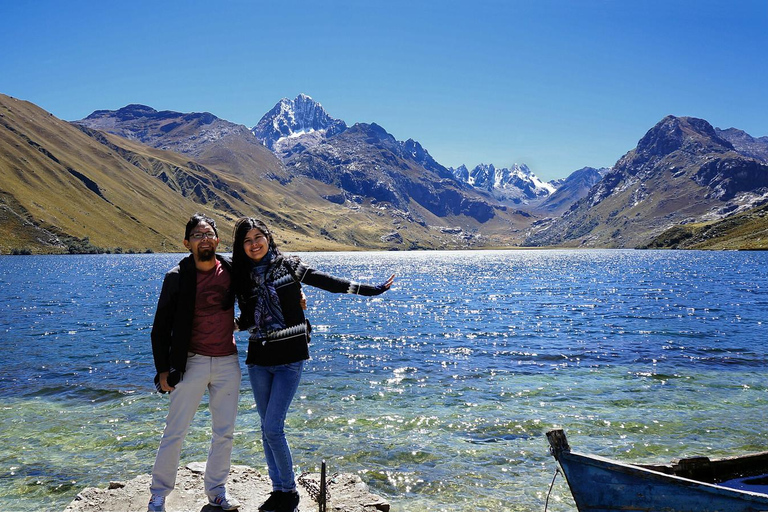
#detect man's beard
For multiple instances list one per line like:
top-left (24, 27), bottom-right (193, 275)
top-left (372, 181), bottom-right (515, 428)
top-left (197, 247), bottom-right (215, 261)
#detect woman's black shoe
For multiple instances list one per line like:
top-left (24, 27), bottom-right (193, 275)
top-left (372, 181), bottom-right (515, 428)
top-left (276, 491), bottom-right (300, 512)
top-left (258, 491), bottom-right (284, 512)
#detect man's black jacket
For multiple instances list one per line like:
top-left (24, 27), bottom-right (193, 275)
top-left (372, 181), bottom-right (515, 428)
top-left (150, 254), bottom-right (234, 381)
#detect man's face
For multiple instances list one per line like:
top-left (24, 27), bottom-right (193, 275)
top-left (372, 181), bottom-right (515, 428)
top-left (183, 221), bottom-right (219, 262)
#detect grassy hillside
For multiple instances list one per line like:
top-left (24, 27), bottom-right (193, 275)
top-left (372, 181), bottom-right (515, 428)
top-left (642, 201), bottom-right (768, 250)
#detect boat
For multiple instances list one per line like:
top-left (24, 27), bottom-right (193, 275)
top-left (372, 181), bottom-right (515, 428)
top-left (546, 429), bottom-right (768, 512)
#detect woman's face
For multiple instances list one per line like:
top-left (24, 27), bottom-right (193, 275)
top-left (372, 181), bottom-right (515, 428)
top-left (243, 228), bottom-right (269, 262)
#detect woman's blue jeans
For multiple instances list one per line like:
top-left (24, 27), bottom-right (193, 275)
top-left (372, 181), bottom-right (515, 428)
top-left (247, 361), bottom-right (303, 492)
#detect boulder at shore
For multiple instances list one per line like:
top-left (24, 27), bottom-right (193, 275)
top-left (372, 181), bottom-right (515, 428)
top-left (64, 463), bottom-right (390, 512)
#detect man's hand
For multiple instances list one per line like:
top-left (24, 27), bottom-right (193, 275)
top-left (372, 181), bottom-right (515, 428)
top-left (300, 290), bottom-right (308, 310)
top-left (158, 371), bottom-right (175, 393)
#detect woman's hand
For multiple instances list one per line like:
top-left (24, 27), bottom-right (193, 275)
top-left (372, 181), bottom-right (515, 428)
top-left (380, 274), bottom-right (395, 291)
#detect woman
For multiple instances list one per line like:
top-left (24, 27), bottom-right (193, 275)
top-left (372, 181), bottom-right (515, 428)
top-left (231, 217), bottom-right (394, 512)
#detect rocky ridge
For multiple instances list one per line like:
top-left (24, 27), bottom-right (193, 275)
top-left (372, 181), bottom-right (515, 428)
top-left (716, 127), bottom-right (768, 163)
top-left (282, 122), bottom-right (501, 223)
top-left (75, 105), bottom-right (255, 157)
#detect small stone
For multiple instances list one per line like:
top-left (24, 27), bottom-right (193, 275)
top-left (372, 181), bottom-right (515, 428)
top-left (186, 462), bottom-right (207, 474)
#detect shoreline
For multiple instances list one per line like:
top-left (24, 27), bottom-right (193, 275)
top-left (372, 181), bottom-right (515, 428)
top-left (64, 462), bottom-right (390, 512)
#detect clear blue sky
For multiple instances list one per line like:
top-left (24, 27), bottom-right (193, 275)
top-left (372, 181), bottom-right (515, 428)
top-left (2, 0), bottom-right (767, 181)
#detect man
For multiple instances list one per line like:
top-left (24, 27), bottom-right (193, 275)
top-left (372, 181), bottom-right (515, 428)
top-left (148, 213), bottom-right (241, 512)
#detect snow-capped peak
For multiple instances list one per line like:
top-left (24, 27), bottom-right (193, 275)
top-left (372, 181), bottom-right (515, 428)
top-left (252, 94), bottom-right (347, 150)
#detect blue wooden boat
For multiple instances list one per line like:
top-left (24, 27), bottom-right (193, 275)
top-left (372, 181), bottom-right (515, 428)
top-left (546, 429), bottom-right (768, 512)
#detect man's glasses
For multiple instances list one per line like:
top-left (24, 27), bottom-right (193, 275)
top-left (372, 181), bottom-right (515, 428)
top-left (189, 232), bottom-right (217, 241)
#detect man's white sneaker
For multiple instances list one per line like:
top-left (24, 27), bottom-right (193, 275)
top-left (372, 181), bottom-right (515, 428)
top-left (209, 491), bottom-right (241, 510)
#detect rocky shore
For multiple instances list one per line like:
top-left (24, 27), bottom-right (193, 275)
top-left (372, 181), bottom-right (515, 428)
top-left (64, 463), bottom-right (390, 512)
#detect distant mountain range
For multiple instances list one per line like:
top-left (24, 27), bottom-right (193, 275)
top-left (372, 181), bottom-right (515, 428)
top-left (75, 95), bottom-right (534, 236)
top-left (249, 95), bottom-right (566, 209)
top-left (2, 91), bottom-right (767, 253)
top-left (450, 163), bottom-right (556, 204)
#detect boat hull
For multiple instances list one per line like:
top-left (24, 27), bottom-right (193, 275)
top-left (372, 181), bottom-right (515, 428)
top-left (547, 430), bottom-right (768, 512)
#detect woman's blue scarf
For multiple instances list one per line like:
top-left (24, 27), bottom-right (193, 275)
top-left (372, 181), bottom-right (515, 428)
top-left (249, 249), bottom-right (286, 336)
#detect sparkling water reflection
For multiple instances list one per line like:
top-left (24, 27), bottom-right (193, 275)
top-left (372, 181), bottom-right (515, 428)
top-left (0, 250), bottom-right (766, 511)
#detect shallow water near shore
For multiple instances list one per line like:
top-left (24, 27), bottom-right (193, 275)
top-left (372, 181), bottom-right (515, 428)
top-left (1, 249), bottom-right (766, 512)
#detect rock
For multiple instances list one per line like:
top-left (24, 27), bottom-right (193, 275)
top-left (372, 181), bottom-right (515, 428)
top-left (63, 463), bottom-right (390, 512)
top-left (379, 231), bottom-right (403, 243)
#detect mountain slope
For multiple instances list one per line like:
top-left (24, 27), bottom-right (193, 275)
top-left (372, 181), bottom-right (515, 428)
top-left (278, 121), bottom-right (536, 247)
top-left (74, 104), bottom-right (287, 182)
top-left (524, 116), bottom-right (768, 248)
top-left (641, 199), bottom-right (768, 250)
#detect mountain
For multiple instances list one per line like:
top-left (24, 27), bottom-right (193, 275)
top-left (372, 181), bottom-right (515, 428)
top-left (451, 163), bottom-right (555, 205)
top-left (77, 99), bottom-right (533, 245)
top-left (252, 94), bottom-right (347, 158)
top-left (535, 167), bottom-right (608, 215)
top-left (10, 92), bottom-right (767, 253)
top-left (716, 127), bottom-right (768, 163)
top-left (524, 115), bottom-right (768, 248)
top-left (252, 94), bottom-right (542, 228)
top-left (0, 95), bottom-right (394, 253)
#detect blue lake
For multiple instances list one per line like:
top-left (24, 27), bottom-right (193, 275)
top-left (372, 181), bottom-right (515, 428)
top-left (0, 250), bottom-right (766, 511)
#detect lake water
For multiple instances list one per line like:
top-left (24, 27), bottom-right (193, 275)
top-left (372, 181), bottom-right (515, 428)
top-left (0, 250), bottom-right (766, 512)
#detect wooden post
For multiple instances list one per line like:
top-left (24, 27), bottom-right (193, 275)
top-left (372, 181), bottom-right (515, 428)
top-left (319, 460), bottom-right (327, 512)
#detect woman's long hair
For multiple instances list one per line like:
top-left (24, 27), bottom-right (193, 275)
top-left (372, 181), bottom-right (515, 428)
top-left (231, 217), bottom-right (281, 297)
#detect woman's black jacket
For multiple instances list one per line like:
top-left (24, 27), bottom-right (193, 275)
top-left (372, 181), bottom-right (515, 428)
top-left (236, 256), bottom-right (386, 367)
